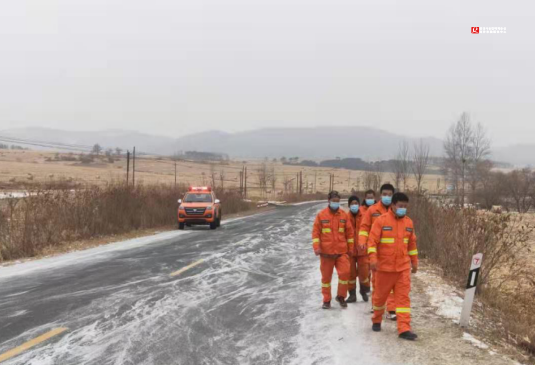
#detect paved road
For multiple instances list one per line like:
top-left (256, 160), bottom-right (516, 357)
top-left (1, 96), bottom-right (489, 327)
top-left (0, 203), bottom-right (403, 365)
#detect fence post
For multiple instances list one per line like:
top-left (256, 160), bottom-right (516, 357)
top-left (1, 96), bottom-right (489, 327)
top-left (460, 253), bottom-right (483, 327)
top-left (126, 150), bottom-right (130, 185)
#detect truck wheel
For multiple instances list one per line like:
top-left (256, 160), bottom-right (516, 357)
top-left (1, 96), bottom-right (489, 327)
top-left (178, 222), bottom-right (185, 230)
top-left (210, 221), bottom-right (217, 230)
top-left (216, 215), bottom-right (221, 227)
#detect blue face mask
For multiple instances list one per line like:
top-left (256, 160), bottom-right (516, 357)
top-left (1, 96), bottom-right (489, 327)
top-left (396, 208), bottom-right (407, 217)
top-left (366, 199), bottom-right (375, 206)
top-left (350, 205), bottom-right (360, 214)
top-left (329, 201), bottom-right (340, 210)
top-left (382, 196), bottom-right (392, 206)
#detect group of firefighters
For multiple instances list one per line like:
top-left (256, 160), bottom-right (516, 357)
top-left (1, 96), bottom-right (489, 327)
top-left (312, 184), bottom-right (419, 341)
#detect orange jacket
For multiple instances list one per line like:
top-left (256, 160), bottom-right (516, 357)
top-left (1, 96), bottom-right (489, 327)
top-left (348, 206), bottom-right (366, 257)
top-left (367, 209), bottom-right (418, 272)
top-left (312, 207), bottom-right (354, 255)
top-left (358, 202), bottom-right (390, 246)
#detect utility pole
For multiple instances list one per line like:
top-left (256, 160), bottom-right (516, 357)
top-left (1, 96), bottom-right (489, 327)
top-left (174, 159), bottom-right (177, 188)
top-left (244, 167), bottom-right (248, 199)
top-left (132, 146), bottom-right (136, 187)
top-left (299, 171), bottom-right (303, 195)
top-left (126, 150), bottom-right (130, 185)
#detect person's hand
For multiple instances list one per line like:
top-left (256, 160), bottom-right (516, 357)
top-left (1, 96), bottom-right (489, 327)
top-left (314, 249), bottom-right (321, 256)
top-left (357, 244), bottom-right (367, 255)
top-left (370, 262), bottom-right (377, 272)
top-left (412, 266), bottom-right (418, 274)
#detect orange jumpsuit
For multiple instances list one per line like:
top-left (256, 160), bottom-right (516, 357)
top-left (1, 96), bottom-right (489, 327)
top-left (312, 207), bottom-right (354, 302)
top-left (368, 209), bottom-right (418, 334)
top-left (358, 202), bottom-right (396, 312)
top-left (348, 206), bottom-right (369, 291)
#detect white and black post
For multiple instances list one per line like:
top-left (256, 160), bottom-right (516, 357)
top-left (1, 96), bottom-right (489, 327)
top-left (460, 253), bottom-right (483, 327)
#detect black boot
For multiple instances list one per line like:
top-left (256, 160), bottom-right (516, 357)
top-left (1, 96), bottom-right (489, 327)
top-left (346, 289), bottom-right (357, 303)
top-left (399, 331), bottom-right (418, 341)
top-left (372, 323), bottom-right (381, 332)
top-left (322, 301), bottom-right (331, 309)
top-left (335, 296), bottom-right (348, 308)
top-left (359, 287), bottom-right (369, 302)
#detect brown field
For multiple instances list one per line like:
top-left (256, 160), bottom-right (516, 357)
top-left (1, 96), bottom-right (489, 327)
top-left (0, 150), bottom-right (444, 197)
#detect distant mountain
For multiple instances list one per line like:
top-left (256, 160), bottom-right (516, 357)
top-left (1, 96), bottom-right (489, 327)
top-left (0, 127), bottom-right (175, 154)
top-left (173, 127), bottom-right (444, 161)
top-left (493, 144), bottom-right (535, 167)
top-left (2, 126), bottom-right (533, 166)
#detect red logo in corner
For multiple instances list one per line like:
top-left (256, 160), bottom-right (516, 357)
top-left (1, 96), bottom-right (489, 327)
top-left (471, 27), bottom-right (479, 34)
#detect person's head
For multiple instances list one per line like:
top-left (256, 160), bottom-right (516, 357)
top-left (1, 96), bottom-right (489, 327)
top-left (380, 183), bottom-right (395, 206)
top-left (348, 195), bottom-right (360, 214)
top-left (328, 190), bottom-right (341, 211)
top-left (392, 192), bottom-right (409, 218)
top-left (364, 189), bottom-right (376, 207)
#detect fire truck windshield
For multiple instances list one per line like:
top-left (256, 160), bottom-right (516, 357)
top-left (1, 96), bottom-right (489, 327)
top-left (184, 193), bottom-right (213, 203)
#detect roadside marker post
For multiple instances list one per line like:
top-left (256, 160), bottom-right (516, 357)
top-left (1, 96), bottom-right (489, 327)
top-left (460, 253), bottom-right (483, 327)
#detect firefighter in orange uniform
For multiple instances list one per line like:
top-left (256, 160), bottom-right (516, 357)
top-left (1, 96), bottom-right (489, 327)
top-left (346, 196), bottom-right (370, 303)
top-left (312, 191), bottom-right (354, 309)
top-left (368, 192), bottom-right (418, 340)
top-left (362, 189), bottom-right (376, 214)
top-left (358, 183), bottom-right (397, 317)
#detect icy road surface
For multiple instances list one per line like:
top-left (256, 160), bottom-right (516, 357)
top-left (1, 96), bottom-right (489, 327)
top-left (1, 203), bottom-right (419, 364)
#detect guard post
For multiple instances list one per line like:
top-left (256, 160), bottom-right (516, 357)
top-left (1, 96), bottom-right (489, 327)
top-left (460, 253), bottom-right (483, 327)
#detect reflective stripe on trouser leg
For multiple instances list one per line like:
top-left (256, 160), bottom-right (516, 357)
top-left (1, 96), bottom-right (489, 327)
top-left (372, 271), bottom-right (399, 324)
top-left (394, 269), bottom-right (412, 334)
top-left (320, 256), bottom-right (336, 302)
top-left (335, 254), bottom-right (350, 298)
top-left (348, 256), bottom-right (358, 290)
top-left (356, 255), bottom-right (370, 287)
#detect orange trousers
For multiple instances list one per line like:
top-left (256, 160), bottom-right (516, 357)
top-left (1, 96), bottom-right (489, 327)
top-left (320, 254), bottom-right (350, 302)
top-left (372, 269), bottom-right (412, 334)
top-left (349, 256), bottom-right (371, 291)
top-left (371, 270), bottom-right (396, 312)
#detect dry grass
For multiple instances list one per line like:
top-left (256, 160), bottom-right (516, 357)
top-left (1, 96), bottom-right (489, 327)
top-left (0, 183), bottom-right (255, 262)
top-left (410, 196), bottom-right (535, 361)
top-left (0, 149), bottom-right (444, 198)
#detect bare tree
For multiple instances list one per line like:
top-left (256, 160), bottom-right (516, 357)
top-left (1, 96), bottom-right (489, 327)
top-left (444, 112), bottom-right (474, 205)
top-left (363, 170), bottom-right (375, 190)
top-left (372, 165), bottom-right (384, 192)
top-left (257, 162), bottom-right (269, 198)
top-left (391, 141), bottom-right (410, 190)
top-left (92, 144), bottom-right (102, 156)
top-left (411, 139), bottom-right (430, 194)
top-left (468, 123), bottom-right (492, 197)
top-left (270, 166), bottom-right (277, 195)
top-left (219, 168), bottom-right (226, 192)
top-left (210, 164), bottom-right (217, 189)
top-left (507, 168), bottom-right (535, 213)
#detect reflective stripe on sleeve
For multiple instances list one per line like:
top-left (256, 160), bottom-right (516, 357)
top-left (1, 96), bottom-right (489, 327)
top-left (380, 238), bottom-right (395, 244)
top-left (313, 238), bottom-right (320, 243)
top-left (409, 249), bottom-right (418, 256)
top-left (396, 307), bottom-right (411, 313)
top-left (322, 228), bottom-right (332, 233)
top-left (359, 231), bottom-right (369, 237)
top-left (403, 238), bottom-right (409, 244)
top-left (339, 228), bottom-right (345, 233)
top-left (347, 239), bottom-right (354, 243)
top-left (368, 247), bottom-right (377, 254)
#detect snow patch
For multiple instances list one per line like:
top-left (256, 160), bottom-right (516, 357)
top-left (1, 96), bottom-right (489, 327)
top-left (422, 272), bottom-right (463, 323)
top-left (463, 332), bottom-right (489, 349)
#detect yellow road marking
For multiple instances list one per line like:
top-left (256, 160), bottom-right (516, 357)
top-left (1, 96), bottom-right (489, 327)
top-left (170, 259), bottom-right (205, 277)
top-left (0, 327), bottom-right (68, 363)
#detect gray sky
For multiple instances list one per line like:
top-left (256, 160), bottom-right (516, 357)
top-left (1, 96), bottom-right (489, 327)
top-left (0, 0), bottom-right (533, 146)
